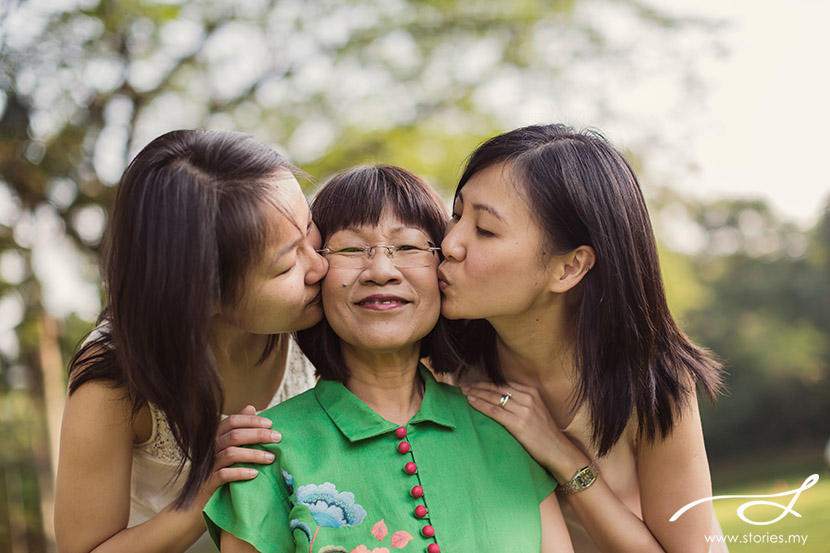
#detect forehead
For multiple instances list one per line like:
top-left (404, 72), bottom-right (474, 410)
top-left (328, 210), bottom-right (429, 240)
top-left (459, 164), bottom-right (530, 217)
top-left (267, 169), bottom-right (305, 212)
top-left (260, 172), bottom-right (309, 247)
top-left (260, 170), bottom-right (304, 221)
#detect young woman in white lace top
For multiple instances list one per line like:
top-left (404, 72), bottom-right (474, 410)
top-left (54, 130), bottom-right (327, 553)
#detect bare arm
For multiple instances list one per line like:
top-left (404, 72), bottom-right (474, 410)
top-left (55, 382), bottom-right (280, 553)
top-left (540, 493), bottom-right (574, 553)
top-left (463, 381), bottom-right (714, 553)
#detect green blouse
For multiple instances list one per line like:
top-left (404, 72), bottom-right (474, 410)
top-left (204, 365), bottom-right (557, 553)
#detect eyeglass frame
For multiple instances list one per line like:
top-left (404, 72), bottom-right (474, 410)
top-left (316, 242), bottom-right (442, 268)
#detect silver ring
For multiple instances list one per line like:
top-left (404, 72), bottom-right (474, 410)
top-left (499, 393), bottom-right (512, 409)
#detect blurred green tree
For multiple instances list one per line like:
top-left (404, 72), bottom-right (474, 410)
top-left (656, 195), bottom-right (830, 459)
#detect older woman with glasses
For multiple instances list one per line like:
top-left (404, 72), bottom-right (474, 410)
top-left (204, 165), bottom-right (574, 553)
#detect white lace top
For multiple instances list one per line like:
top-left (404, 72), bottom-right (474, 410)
top-left (127, 337), bottom-right (316, 552)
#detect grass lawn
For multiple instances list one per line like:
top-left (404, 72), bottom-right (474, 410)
top-left (708, 443), bottom-right (829, 553)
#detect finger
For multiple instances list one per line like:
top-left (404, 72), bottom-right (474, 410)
top-left (460, 381), bottom-right (511, 394)
top-left (215, 427), bottom-right (282, 452)
top-left (461, 385), bottom-right (528, 412)
top-left (218, 413), bottom-right (273, 433)
top-left (214, 446), bottom-right (276, 470)
top-left (463, 380), bottom-right (540, 399)
top-left (212, 466), bottom-right (260, 487)
top-left (463, 387), bottom-right (511, 409)
top-left (502, 380), bottom-right (541, 396)
top-left (465, 393), bottom-right (520, 427)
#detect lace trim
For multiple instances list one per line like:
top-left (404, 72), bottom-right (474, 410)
top-left (137, 401), bottom-right (185, 465)
top-left (134, 337), bottom-right (316, 464)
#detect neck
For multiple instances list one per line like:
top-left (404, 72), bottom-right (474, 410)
top-left (343, 344), bottom-right (424, 426)
top-left (488, 295), bottom-right (579, 424)
top-left (209, 318), bottom-right (266, 376)
top-left (209, 316), bottom-right (286, 413)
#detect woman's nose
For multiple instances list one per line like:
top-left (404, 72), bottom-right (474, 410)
top-left (441, 223), bottom-right (465, 262)
top-left (359, 249), bottom-right (402, 285)
top-left (304, 223), bottom-right (328, 285)
top-left (304, 244), bottom-right (328, 285)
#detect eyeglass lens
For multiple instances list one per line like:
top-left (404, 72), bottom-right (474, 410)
top-left (325, 244), bottom-right (438, 268)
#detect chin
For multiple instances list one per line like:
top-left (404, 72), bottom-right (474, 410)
top-left (289, 309), bottom-right (324, 332)
top-left (440, 299), bottom-right (466, 321)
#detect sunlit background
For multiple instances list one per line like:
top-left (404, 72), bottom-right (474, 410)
top-left (1, 0), bottom-right (827, 551)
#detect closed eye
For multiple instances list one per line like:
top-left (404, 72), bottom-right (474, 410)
top-left (336, 246), bottom-right (365, 254)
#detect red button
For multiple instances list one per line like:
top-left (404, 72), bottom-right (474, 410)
top-left (397, 441), bottom-right (411, 454)
top-left (414, 504), bottom-right (427, 518)
top-left (395, 426), bottom-right (407, 439)
top-left (404, 462), bottom-right (417, 475)
top-left (427, 544), bottom-right (440, 553)
top-left (410, 485), bottom-right (424, 498)
top-left (421, 525), bottom-right (435, 538)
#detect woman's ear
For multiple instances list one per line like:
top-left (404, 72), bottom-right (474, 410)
top-left (547, 245), bottom-right (596, 293)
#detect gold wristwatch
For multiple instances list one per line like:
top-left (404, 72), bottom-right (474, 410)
top-left (558, 464), bottom-right (598, 494)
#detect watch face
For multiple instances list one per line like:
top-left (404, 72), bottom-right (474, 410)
top-left (574, 467), bottom-right (596, 489)
top-left (560, 465), bottom-right (597, 494)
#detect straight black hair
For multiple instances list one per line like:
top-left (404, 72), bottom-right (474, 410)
top-left (455, 124), bottom-right (722, 456)
top-left (67, 129), bottom-right (298, 507)
top-left (296, 165), bottom-right (462, 381)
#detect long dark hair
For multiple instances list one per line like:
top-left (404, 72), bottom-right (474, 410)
top-left (456, 124), bottom-right (722, 456)
top-left (67, 129), bottom-right (298, 507)
top-left (296, 165), bottom-right (462, 381)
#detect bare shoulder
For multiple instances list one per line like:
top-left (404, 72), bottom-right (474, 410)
top-left (62, 379), bottom-right (137, 444)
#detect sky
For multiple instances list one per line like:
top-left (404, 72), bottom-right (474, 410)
top-left (643, 0), bottom-right (830, 227)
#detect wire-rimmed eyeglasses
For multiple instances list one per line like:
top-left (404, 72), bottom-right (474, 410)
top-left (317, 242), bottom-right (441, 269)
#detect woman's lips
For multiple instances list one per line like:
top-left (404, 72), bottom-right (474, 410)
top-left (437, 269), bottom-right (449, 291)
top-left (356, 294), bottom-right (410, 311)
top-left (308, 290), bottom-right (322, 305)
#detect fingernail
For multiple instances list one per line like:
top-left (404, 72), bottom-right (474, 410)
top-left (259, 418), bottom-right (273, 428)
top-left (467, 395), bottom-right (476, 403)
top-left (461, 385), bottom-right (470, 393)
top-left (247, 469), bottom-right (259, 478)
top-left (270, 431), bottom-right (282, 442)
top-left (264, 452), bottom-right (275, 462)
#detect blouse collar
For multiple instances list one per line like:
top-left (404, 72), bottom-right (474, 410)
top-left (314, 364), bottom-right (457, 442)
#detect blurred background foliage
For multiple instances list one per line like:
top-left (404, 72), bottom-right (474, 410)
top-left (0, 0), bottom-right (827, 550)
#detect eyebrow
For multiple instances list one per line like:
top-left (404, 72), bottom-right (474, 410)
top-left (274, 236), bottom-right (302, 261)
top-left (274, 207), bottom-right (316, 259)
top-left (456, 191), bottom-right (505, 222)
top-left (336, 225), bottom-right (421, 237)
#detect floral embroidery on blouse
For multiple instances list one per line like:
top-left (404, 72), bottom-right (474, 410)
top-left (295, 482), bottom-right (367, 528)
top-left (290, 519), bottom-right (313, 542)
top-left (287, 480), bottom-right (371, 553)
top-left (283, 469), bottom-right (295, 496)
top-left (343, 519), bottom-right (414, 552)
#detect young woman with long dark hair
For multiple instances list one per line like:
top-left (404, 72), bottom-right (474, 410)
top-left (439, 124), bottom-right (726, 552)
top-left (54, 130), bottom-right (327, 553)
